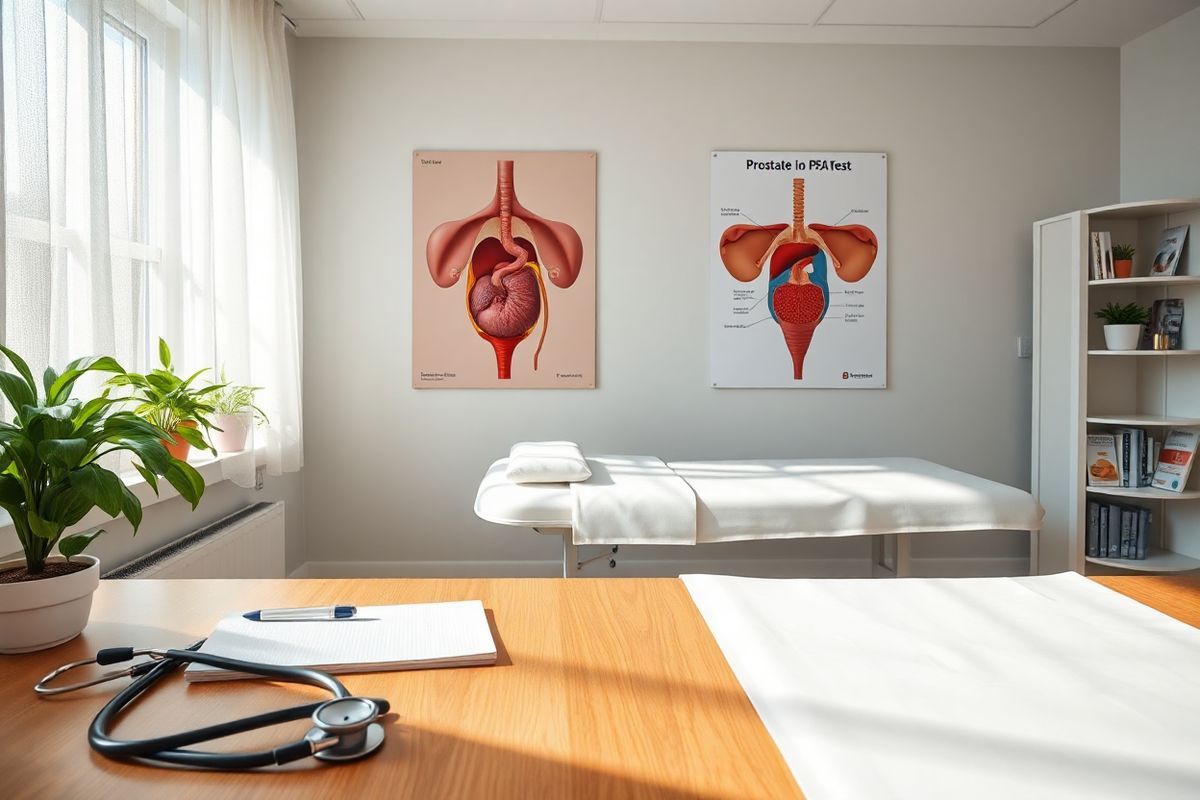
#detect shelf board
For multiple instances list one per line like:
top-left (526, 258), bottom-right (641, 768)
top-left (1088, 349), bottom-right (1200, 356)
top-left (1089, 275), bottom-right (1200, 287)
top-left (1086, 548), bottom-right (1200, 573)
top-left (1086, 485), bottom-right (1200, 500)
top-left (1085, 198), bottom-right (1200, 220)
top-left (1087, 414), bottom-right (1200, 427)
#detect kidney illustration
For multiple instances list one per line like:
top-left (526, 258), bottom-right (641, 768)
top-left (426, 160), bottom-right (584, 379)
top-left (718, 178), bottom-right (878, 379)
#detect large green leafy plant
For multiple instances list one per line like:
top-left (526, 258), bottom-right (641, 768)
top-left (0, 345), bottom-right (205, 576)
top-left (107, 339), bottom-right (225, 456)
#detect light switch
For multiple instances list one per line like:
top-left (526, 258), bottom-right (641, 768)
top-left (1017, 336), bottom-right (1032, 359)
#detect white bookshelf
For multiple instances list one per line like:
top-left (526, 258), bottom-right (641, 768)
top-left (1033, 197), bottom-right (1200, 575)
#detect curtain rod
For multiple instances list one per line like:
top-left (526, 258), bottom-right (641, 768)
top-left (274, 1), bottom-right (298, 32)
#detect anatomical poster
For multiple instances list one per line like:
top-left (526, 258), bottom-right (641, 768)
top-left (710, 151), bottom-right (887, 388)
top-left (413, 150), bottom-right (596, 388)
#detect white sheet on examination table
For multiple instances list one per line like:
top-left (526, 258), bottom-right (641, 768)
top-left (683, 572), bottom-right (1200, 800)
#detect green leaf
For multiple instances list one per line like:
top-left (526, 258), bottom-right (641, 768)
top-left (68, 463), bottom-right (124, 517)
top-left (172, 423), bottom-right (210, 451)
top-left (37, 437), bottom-right (90, 470)
top-left (27, 509), bottom-right (62, 539)
top-left (158, 338), bottom-right (172, 370)
top-left (42, 365), bottom-right (59, 398)
top-left (23, 401), bottom-right (79, 421)
top-left (132, 461), bottom-right (159, 493)
top-left (163, 459), bottom-right (205, 508)
top-left (0, 474), bottom-right (24, 505)
top-left (47, 356), bottom-right (125, 405)
top-left (119, 483), bottom-right (142, 531)
top-left (0, 371), bottom-right (35, 415)
top-left (0, 344), bottom-right (38, 398)
top-left (42, 483), bottom-right (97, 527)
top-left (59, 530), bottom-right (103, 560)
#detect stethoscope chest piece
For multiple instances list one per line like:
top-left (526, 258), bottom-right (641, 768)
top-left (306, 697), bottom-right (385, 762)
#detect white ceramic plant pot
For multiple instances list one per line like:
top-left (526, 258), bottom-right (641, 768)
top-left (212, 413), bottom-right (251, 453)
top-left (1103, 324), bottom-right (1143, 351)
top-left (0, 555), bottom-right (100, 653)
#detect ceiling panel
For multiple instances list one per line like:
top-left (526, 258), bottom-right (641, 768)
top-left (352, 0), bottom-right (599, 23)
top-left (820, 0), bottom-right (1073, 28)
top-left (601, 0), bottom-right (829, 25)
top-left (278, 0), bottom-right (359, 20)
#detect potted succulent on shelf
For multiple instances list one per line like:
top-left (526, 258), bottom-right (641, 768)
top-left (1112, 244), bottom-right (1136, 279)
top-left (1096, 302), bottom-right (1150, 351)
top-left (209, 374), bottom-right (268, 453)
top-left (0, 345), bottom-right (206, 653)
top-left (107, 339), bottom-right (224, 462)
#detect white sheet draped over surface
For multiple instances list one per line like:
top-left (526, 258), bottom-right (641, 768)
top-left (682, 572), bottom-right (1200, 800)
top-left (570, 456), bottom-right (697, 545)
top-left (670, 457), bottom-right (1043, 543)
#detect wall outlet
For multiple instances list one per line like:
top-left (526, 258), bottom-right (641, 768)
top-left (1017, 336), bottom-right (1032, 359)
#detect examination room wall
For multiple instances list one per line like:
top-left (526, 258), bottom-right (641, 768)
top-left (1120, 5), bottom-right (1200, 201)
top-left (292, 38), bottom-right (1118, 576)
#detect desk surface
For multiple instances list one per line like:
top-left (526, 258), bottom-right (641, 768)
top-left (1, 575), bottom-right (1198, 800)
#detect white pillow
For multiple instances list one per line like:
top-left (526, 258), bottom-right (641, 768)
top-left (506, 441), bottom-right (592, 484)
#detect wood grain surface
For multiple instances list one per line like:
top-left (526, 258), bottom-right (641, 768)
top-left (2, 575), bottom-right (1196, 799)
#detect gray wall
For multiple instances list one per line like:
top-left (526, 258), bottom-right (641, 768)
top-left (292, 39), bottom-right (1119, 575)
top-left (1120, 6), bottom-right (1200, 201)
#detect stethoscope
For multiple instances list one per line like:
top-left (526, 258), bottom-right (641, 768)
top-left (35, 639), bottom-right (388, 769)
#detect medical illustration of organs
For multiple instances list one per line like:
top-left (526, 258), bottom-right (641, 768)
top-left (718, 178), bottom-right (878, 379)
top-left (426, 160), bottom-right (584, 379)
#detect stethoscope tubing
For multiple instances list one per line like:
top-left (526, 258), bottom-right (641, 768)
top-left (86, 646), bottom-right (383, 769)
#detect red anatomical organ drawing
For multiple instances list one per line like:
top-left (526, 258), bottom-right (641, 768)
top-left (426, 160), bottom-right (584, 379)
top-left (718, 178), bottom-right (878, 379)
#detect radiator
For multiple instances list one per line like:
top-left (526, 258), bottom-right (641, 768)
top-left (104, 502), bottom-right (285, 579)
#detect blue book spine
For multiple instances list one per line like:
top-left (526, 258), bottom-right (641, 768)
top-left (1108, 506), bottom-right (1121, 557)
top-left (1137, 509), bottom-right (1150, 560)
top-left (1120, 510), bottom-right (1134, 559)
top-left (1087, 502), bottom-right (1100, 558)
top-left (1099, 505), bottom-right (1109, 558)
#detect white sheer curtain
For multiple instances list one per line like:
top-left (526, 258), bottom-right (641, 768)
top-left (1, 0), bottom-right (302, 487)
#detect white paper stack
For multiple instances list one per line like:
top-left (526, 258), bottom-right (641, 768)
top-left (185, 600), bottom-right (497, 682)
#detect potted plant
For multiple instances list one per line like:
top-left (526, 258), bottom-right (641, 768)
top-left (0, 345), bottom-right (206, 653)
top-left (1112, 244), bottom-right (1136, 279)
top-left (107, 339), bottom-right (224, 462)
top-left (1095, 302), bottom-right (1149, 350)
top-left (209, 374), bottom-right (268, 453)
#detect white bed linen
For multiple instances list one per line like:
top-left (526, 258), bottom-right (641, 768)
top-left (682, 572), bottom-right (1200, 800)
top-left (671, 457), bottom-right (1043, 543)
top-left (474, 458), bottom-right (573, 527)
top-left (570, 456), bottom-right (696, 545)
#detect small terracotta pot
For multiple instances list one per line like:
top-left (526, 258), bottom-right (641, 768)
top-left (1113, 259), bottom-right (1133, 279)
top-left (162, 420), bottom-right (198, 461)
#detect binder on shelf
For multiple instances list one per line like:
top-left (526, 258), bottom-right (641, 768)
top-left (1087, 501), bottom-right (1100, 558)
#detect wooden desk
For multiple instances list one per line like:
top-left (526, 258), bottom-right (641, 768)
top-left (1, 575), bottom-right (1196, 800)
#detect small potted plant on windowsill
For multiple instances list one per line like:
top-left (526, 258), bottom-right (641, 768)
top-left (107, 339), bottom-right (224, 462)
top-left (0, 345), bottom-right (206, 653)
top-left (1112, 244), bottom-right (1136, 279)
top-left (1096, 302), bottom-right (1150, 350)
top-left (209, 374), bottom-right (268, 453)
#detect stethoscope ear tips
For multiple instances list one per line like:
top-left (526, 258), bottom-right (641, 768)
top-left (306, 697), bottom-right (386, 762)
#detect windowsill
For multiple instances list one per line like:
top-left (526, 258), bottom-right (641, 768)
top-left (0, 448), bottom-right (265, 560)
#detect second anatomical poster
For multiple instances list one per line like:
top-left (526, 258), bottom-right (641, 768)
top-left (711, 151), bottom-right (887, 388)
top-left (414, 151), bottom-right (596, 388)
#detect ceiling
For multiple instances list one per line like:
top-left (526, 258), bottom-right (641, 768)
top-left (278, 0), bottom-right (1200, 46)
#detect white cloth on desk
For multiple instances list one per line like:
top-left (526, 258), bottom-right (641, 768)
top-left (682, 572), bottom-right (1200, 800)
top-left (570, 456), bottom-right (696, 545)
top-left (670, 457), bottom-right (1043, 543)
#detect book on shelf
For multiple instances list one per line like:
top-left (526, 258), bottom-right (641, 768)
top-left (1086, 433), bottom-right (1120, 486)
top-left (1149, 225), bottom-right (1189, 277)
top-left (1151, 429), bottom-right (1199, 492)
top-left (1090, 232), bottom-right (1102, 280)
top-left (1085, 499), bottom-right (1151, 561)
top-left (1142, 298), bottom-right (1185, 350)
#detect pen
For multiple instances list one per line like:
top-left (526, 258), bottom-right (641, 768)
top-left (243, 605), bottom-right (358, 621)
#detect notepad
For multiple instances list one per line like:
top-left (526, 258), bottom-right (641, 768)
top-left (184, 600), bottom-right (498, 682)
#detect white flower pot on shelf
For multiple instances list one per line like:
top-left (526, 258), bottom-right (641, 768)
top-left (0, 555), bottom-right (100, 653)
top-left (1103, 324), bottom-right (1143, 351)
top-left (211, 412), bottom-right (251, 453)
